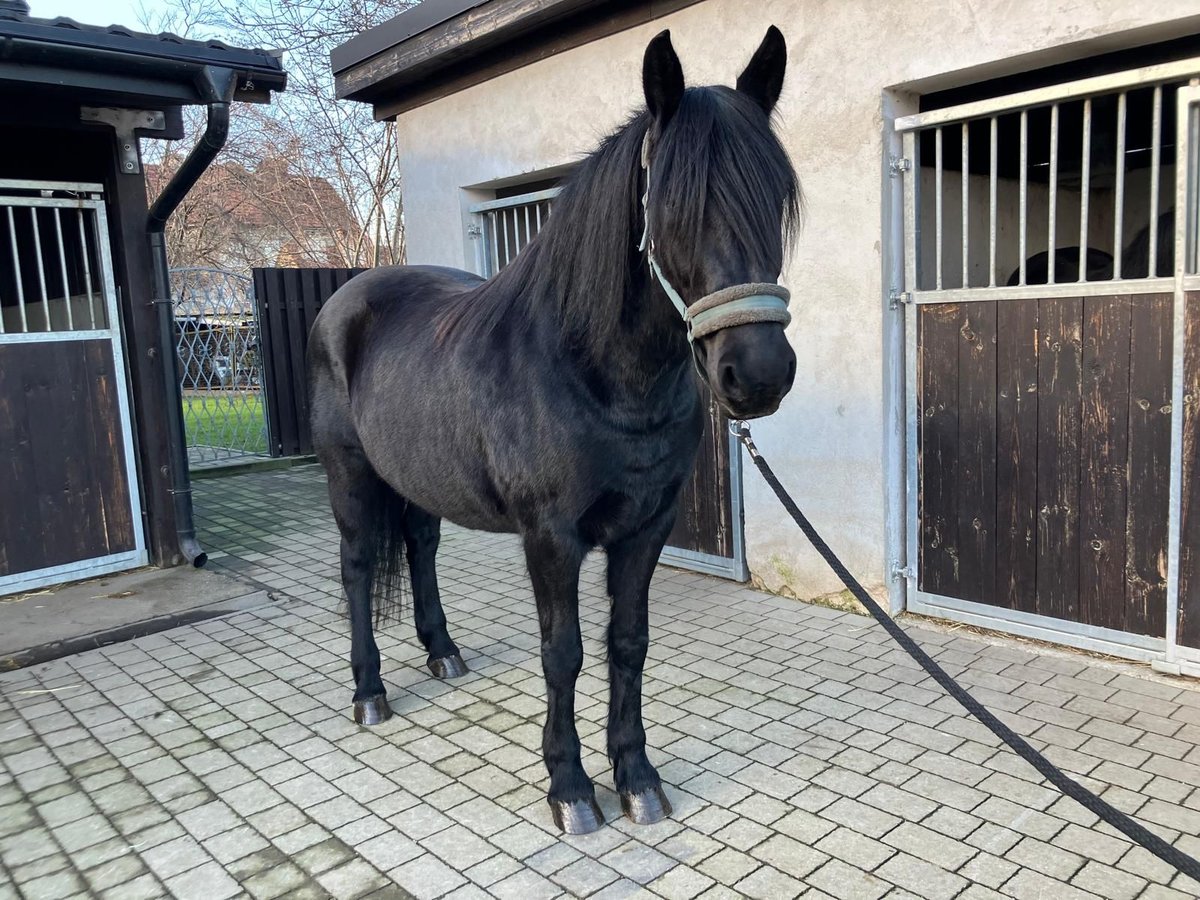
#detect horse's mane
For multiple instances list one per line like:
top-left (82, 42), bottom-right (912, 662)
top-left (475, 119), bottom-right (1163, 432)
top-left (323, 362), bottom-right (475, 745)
top-left (436, 85), bottom-right (801, 349)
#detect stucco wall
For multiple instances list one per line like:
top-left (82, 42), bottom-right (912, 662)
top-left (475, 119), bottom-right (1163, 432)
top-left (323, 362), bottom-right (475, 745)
top-left (390, 0), bottom-right (1200, 602)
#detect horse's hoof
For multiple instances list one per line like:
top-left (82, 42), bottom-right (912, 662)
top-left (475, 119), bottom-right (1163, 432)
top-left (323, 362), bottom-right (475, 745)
top-left (620, 784), bottom-right (672, 825)
top-left (428, 653), bottom-right (468, 680)
top-left (352, 695), bottom-right (392, 725)
top-left (548, 796), bottom-right (605, 834)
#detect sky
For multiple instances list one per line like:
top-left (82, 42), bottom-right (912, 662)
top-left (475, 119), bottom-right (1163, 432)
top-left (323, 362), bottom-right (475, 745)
top-left (29, 0), bottom-right (175, 28)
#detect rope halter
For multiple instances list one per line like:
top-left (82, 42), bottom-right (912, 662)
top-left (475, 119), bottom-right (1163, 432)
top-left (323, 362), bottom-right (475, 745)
top-left (638, 131), bottom-right (792, 343)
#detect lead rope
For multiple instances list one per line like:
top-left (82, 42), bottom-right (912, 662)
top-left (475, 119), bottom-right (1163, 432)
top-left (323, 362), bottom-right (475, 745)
top-left (732, 420), bottom-right (1200, 882)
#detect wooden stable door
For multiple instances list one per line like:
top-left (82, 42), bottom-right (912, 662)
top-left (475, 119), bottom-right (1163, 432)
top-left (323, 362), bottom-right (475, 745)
top-left (916, 295), bottom-right (1174, 637)
top-left (0, 183), bottom-right (145, 595)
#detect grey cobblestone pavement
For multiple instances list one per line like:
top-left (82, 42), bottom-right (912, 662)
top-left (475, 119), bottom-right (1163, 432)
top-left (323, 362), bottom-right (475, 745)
top-left (3, 464), bottom-right (1200, 899)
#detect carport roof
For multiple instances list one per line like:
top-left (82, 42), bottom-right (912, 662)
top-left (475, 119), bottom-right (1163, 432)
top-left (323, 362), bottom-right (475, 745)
top-left (0, 1), bottom-right (286, 107)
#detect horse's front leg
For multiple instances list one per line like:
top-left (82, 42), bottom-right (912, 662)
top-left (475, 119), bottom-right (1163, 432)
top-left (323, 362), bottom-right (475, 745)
top-left (524, 529), bottom-right (602, 834)
top-left (606, 506), bottom-right (674, 824)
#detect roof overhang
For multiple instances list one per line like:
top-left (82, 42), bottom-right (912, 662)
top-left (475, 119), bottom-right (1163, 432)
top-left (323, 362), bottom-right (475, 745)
top-left (332, 0), bottom-right (703, 120)
top-left (0, 14), bottom-right (287, 108)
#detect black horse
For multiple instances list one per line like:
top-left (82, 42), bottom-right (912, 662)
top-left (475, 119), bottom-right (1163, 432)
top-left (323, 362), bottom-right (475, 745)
top-left (308, 28), bottom-right (800, 833)
top-left (1005, 247), bottom-right (1114, 285)
top-left (1004, 210), bottom-right (1175, 286)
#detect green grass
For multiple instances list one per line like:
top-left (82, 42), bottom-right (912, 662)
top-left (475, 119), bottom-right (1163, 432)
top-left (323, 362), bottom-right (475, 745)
top-left (183, 392), bottom-right (269, 455)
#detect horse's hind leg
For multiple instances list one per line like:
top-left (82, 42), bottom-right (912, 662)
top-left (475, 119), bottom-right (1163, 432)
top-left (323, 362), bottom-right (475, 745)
top-left (324, 450), bottom-right (398, 726)
top-left (402, 504), bottom-right (467, 679)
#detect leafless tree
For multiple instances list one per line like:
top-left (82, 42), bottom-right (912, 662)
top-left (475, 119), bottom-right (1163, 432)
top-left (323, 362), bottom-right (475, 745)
top-left (141, 0), bottom-right (417, 271)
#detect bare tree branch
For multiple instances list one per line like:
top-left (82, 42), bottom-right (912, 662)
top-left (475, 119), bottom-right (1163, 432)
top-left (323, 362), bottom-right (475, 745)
top-left (142, 0), bottom-right (414, 272)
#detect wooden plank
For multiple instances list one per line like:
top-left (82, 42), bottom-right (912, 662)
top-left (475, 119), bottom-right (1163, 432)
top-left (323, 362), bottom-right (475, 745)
top-left (1125, 293), bottom-right (1172, 637)
top-left (318, 268), bottom-right (338, 320)
top-left (27, 343), bottom-right (81, 567)
top-left (0, 346), bottom-right (39, 576)
top-left (1177, 292), bottom-right (1200, 647)
top-left (666, 386), bottom-right (731, 559)
top-left (252, 268), bottom-right (279, 455)
top-left (1036, 296), bottom-right (1083, 622)
top-left (1078, 295), bottom-right (1131, 631)
top-left (995, 299), bottom-right (1039, 614)
top-left (955, 300), bottom-right (997, 605)
top-left (300, 268), bottom-right (323, 345)
top-left (257, 267), bottom-right (299, 457)
top-left (918, 304), bottom-right (962, 596)
top-left (83, 340), bottom-right (136, 554)
top-left (281, 267), bottom-right (311, 455)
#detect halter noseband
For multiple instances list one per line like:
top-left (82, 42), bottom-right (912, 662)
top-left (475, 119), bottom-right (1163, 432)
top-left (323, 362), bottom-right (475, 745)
top-left (638, 132), bottom-right (792, 343)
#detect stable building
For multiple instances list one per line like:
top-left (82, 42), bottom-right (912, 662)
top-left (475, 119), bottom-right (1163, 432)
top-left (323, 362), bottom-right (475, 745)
top-left (332, 0), bottom-right (1200, 673)
top-left (0, 1), bottom-right (285, 595)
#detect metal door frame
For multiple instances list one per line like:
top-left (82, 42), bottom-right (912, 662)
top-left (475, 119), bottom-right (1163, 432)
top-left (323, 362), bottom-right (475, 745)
top-left (1159, 82), bottom-right (1200, 675)
top-left (892, 62), bottom-right (1200, 664)
top-left (467, 186), bottom-right (749, 581)
top-left (0, 180), bottom-right (147, 595)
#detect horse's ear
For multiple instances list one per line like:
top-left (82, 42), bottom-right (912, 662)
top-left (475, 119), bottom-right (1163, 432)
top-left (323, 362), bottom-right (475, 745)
top-left (736, 26), bottom-right (786, 113)
top-left (643, 30), bottom-right (684, 124)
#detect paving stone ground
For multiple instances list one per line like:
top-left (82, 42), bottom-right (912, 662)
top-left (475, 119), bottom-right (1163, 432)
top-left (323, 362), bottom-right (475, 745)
top-left (3, 464), bottom-right (1200, 899)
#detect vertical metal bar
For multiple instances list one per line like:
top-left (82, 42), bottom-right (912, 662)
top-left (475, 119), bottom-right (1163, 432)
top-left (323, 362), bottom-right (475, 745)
top-left (52, 208), bottom-right (73, 330)
top-left (77, 209), bottom-right (96, 329)
top-left (1113, 92), bottom-right (1127, 280)
top-left (1048, 104), bottom-right (1059, 284)
top-left (1078, 98), bottom-right (1092, 282)
top-left (524, 205), bottom-right (532, 250)
top-left (1019, 110), bottom-right (1028, 286)
top-left (989, 116), bottom-right (997, 287)
top-left (1150, 85), bottom-right (1163, 278)
top-left (1163, 87), bottom-right (1197, 666)
top-left (902, 129), bottom-right (920, 608)
top-left (535, 202), bottom-right (542, 231)
top-left (1189, 99), bottom-right (1200, 277)
top-left (935, 126), bottom-right (943, 290)
top-left (489, 210), bottom-right (499, 274)
top-left (961, 122), bottom-right (970, 288)
top-left (502, 207), bottom-right (511, 266)
top-left (5, 205), bottom-right (25, 333)
top-left (30, 207), bottom-right (50, 330)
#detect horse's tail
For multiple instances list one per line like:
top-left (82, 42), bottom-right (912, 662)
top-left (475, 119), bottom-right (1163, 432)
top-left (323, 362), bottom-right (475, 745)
top-left (367, 482), bottom-right (409, 626)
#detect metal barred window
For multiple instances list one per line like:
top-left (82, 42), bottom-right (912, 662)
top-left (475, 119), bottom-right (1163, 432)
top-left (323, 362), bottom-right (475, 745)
top-left (469, 187), bottom-right (559, 277)
top-left (1, 181), bottom-right (111, 335)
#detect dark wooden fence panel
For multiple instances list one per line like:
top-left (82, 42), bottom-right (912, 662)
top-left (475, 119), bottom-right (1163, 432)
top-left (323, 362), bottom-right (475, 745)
top-left (918, 293), bottom-right (1172, 636)
top-left (253, 267), bottom-right (367, 457)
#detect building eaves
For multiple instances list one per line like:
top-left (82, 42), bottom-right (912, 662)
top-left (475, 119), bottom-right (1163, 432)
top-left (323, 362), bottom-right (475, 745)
top-left (331, 0), bottom-right (702, 120)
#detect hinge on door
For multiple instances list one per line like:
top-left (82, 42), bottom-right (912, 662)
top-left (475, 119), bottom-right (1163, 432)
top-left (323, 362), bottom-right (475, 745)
top-left (888, 288), bottom-right (913, 310)
top-left (891, 560), bottom-right (915, 581)
top-left (889, 156), bottom-right (912, 177)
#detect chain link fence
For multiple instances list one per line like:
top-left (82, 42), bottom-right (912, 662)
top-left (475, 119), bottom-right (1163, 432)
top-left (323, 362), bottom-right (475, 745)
top-left (172, 268), bottom-right (270, 468)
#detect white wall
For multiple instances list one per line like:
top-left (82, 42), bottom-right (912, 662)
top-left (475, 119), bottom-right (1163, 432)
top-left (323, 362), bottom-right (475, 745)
top-left (389, 0), bottom-right (1200, 601)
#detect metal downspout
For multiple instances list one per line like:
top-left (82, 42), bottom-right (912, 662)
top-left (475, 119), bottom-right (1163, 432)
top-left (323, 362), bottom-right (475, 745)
top-left (145, 65), bottom-right (238, 567)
